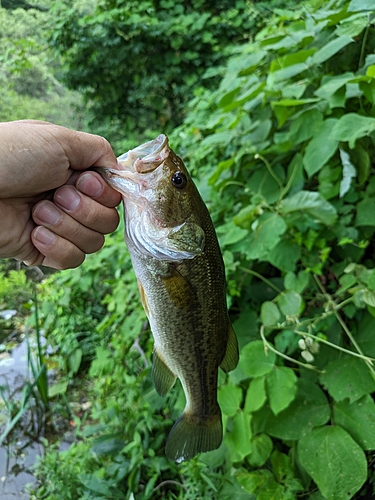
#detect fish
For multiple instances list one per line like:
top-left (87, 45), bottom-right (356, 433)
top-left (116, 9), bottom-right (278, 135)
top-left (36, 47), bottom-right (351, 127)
top-left (95, 134), bottom-right (238, 462)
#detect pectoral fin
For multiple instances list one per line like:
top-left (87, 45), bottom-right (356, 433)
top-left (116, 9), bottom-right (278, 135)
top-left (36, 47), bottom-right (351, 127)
top-left (220, 324), bottom-right (239, 373)
top-left (152, 348), bottom-right (176, 397)
top-left (137, 279), bottom-right (150, 318)
top-left (161, 267), bottom-right (197, 310)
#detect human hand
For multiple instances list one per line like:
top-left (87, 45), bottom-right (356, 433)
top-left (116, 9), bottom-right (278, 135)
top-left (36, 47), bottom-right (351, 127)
top-left (0, 120), bottom-right (122, 269)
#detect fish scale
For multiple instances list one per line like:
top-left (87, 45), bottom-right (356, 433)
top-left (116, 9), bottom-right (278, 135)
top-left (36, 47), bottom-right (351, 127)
top-left (95, 134), bottom-right (239, 462)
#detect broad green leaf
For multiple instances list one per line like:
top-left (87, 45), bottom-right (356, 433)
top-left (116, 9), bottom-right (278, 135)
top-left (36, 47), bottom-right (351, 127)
top-left (68, 348), bottom-right (83, 374)
top-left (237, 51), bottom-right (267, 74)
top-left (236, 469), bottom-right (274, 495)
top-left (274, 330), bottom-right (299, 356)
top-left (208, 158), bottom-right (234, 184)
top-left (218, 383), bottom-right (242, 417)
top-left (268, 239), bottom-right (301, 272)
top-left (351, 142), bottom-right (370, 184)
top-left (348, 0), bottom-right (375, 11)
top-left (362, 289), bottom-right (375, 307)
top-left (270, 49), bottom-right (316, 71)
top-left (236, 469), bottom-right (286, 500)
top-left (219, 87), bottom-right (241, 107)
top-left (277, 290), bottom-right (302, 317)
top-left (267, 63), bottom-right (308, 86)
top-left (319, 356), bottom-right (375, 403)
top-left (298, 426), bottom-right (367, 500)
top-left (303, 119), bottom-right (339, 176)
top-left (336, 13), bottom-right (370, 37)
top-left (244, 376), bottom-right (267, 413)
top-left (49, 381), bottom-right (68, 398)
top-left (217, 223), bottom-right (248, 247)
top-left (233, 204), bottom-right (258, 230)
top-left (239, 340), bottom-right (276, 378)
top-left (280, 191), bottom-right (337, 225)
top-left (355, 197), bottom-right (375, 226)
top-left (245, 118), bottom-right (272, 144)
top-left (225, 410), bottom-right (252, 461)
top-left (201, 130), bottom-right (235, 147)
top-left (266, 366), bottom-right (297, 415)
top-left (311, 36), bottom-right (353, 65)
top-left (282, 81), bottom-right (307, 99)
top-left (79, 475), bottom-right (116, 497)
top-left (272, 98), bottom-right (318, 107)
top-left (273, 104), bottom-right (294, 128)
top-left (257, 482), bottom-right (285, 500)
top-left (255, 379), bottom-right (330, 440)
top-left (315, 72), bottom-right (355, 99)
top-left (289, 108), bottom-right (323, 144)
top-left (90, 434), bottom-right (126, 456)
top-left (333, 395), bottom-right (375, 449)
top-left (260, 301), bottom-right (280, 326)
top-left (247, 169), bottom-right (283, 204)
top-left (330, 113), bottom-right (375, 148)
top-left (339, 149), bottom-right (356, 197)
top-left (248, 434), bottom-right (273, 467)
top-left (284, 271), bottom-right (309, 293)
top-left (356, 314), bottom-right (375, 356)
top-left (232, 309), bottom-right (259, 349)
top-left (246, 214), bottom-right (287, 260)
top-left (318, 164), bottom-right (341, 200)
top-left (230, 82), bottom-right (264, 109)
top-left (270, 449), bottom-right (295, 483)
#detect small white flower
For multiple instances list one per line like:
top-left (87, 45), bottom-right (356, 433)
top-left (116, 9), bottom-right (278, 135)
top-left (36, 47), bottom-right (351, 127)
top-left (298, 339), bottom-right (306, 350)
top-left (301, 350), bottom-right (315, 363)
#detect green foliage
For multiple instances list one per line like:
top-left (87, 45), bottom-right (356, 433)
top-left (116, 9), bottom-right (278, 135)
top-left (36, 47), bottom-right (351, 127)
top-left (0, 4), bottom-right (91, 129)
top-left (29, 0), bottom-right (375, 499)
top-left (0, 268), bottom-right (28, 306)
top-left (46, 0), bottom-right (291, 137)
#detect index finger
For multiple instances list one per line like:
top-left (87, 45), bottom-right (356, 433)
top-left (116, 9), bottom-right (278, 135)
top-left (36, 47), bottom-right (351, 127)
top-left (75, 171), bottom-right (122, 208)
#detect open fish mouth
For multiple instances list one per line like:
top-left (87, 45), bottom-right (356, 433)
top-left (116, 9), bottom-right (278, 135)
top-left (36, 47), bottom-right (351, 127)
top-left (117, 134), bottom-right (169, 173)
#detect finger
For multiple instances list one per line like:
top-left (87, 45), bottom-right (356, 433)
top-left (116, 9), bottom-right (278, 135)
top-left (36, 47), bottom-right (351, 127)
top-left (60, 127), bottom-right (118, 170)
top-left (29, 227), bottom-right (86, 270)
top-left (52, 185), bottom-right (119, 234)
top-left (75, 171), bottom-right (122, 208)
top-left (32, 200), bottom-right (105, 254)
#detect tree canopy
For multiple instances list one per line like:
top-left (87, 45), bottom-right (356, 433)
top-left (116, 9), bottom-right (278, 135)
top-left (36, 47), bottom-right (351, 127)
top-left (47, 0), bottom-right (286, 134)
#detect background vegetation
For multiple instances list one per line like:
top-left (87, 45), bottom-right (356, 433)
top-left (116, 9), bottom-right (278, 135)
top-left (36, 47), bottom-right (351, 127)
top-left (2, 0), bottom-right (375, 499)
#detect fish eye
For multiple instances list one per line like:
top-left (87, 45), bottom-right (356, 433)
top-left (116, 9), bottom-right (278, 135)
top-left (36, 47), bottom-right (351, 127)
top-left (171, 171), bottom-right (187, 189)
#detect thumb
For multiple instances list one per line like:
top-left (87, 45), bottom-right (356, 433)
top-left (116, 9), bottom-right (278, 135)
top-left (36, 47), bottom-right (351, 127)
top-left (61, 128), bottom-right (119, 171)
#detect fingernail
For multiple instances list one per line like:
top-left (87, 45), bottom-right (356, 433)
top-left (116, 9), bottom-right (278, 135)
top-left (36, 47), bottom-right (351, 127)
top-left (34, 202), bottom-right (61, 225)
top-left (76, 173), bottom-right (104, 198)
top-left (55, 186), bottom-right (81, 211)
top-left (33, 227), bottom-right (57, 245)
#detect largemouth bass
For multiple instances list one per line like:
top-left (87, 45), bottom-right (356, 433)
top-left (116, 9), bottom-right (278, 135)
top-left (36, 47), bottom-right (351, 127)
top-left (95, 135), bottom-right (238, 462)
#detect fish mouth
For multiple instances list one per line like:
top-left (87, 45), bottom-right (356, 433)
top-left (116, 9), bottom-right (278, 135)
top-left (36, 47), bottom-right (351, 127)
top-left (93, 134), bottom-right (170, 203)
top-left (117, 134), bottom-right (169, 173)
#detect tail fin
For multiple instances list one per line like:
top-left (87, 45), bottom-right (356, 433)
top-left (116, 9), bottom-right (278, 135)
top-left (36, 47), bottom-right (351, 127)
top-left (165, 410), bottom-right (222, 463)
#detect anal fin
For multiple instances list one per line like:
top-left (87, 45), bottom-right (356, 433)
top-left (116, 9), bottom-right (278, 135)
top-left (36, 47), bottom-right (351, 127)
top-left (152, 348), bottom-right (176, 397)
top-left (220, 324), bottom-right (239, 373)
